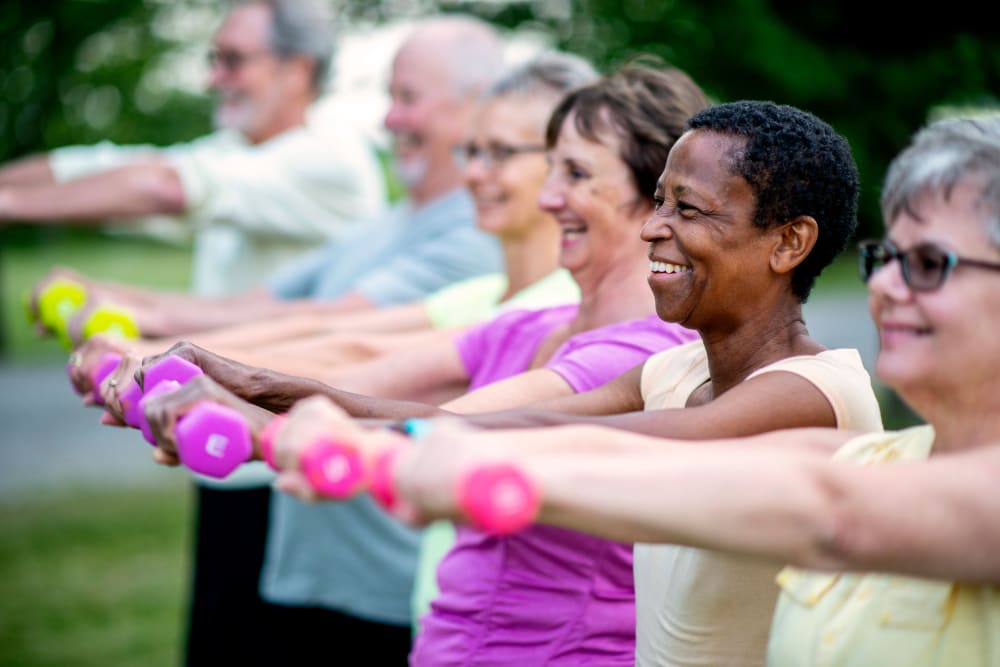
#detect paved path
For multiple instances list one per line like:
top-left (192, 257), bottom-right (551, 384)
top-left (0, 293), bottom-right (881, 501)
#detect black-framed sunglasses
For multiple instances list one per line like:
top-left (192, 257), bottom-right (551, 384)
top-left (857, 238), bottom-right (1000, 291)
top-left (452, 142), bottom-right (546, 170)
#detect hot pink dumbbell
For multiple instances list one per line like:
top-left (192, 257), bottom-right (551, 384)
top-left (174, 402), bottom-right (254, 479)
top-left (68, 351), bottom-right (122, 406)
top-left (371, 446), bottom-right (539, 535)
top-left (122, 355), bottom-right (204, 444)
top-left (457, 464), bottom-right (540, 535)
top-left (258, 415), bottom-right (367, 496)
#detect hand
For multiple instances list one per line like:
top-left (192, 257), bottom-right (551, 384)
top-left (392, 418), bottom-right (531, 530)
top-left (138, 341), bottom-right (261, 401)
top-left (140, 374), bottom-right (273, 468)
top-left (98, 352), bottom-right (144, 425)
top-left (271, 395), bottom-right (405, 503)
top-left (26, 266), bottom-right (90, 333)
top-left (67, 334), bottom-right (130, 404)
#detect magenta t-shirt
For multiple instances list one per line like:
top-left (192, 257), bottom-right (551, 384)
top-left (410, 305), bottom-right (699, 666)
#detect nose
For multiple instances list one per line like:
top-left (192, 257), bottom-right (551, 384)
top-left (866, 255), bottom-right (913, 304)
top-left (384, 100), bottom-right (407, 131)
top-left (463, 152), bottom-right (490, 187)
top-left (639, 210), bottom-right (672, 243)
top-left (537, 172), bottom-right (564, 212)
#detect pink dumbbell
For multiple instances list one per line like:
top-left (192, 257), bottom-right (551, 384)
top-left (258, 416), bottom-right (366, 497)
top-left (371, 446), bottom-right (539, 535)
top-left (174, 402), bottom-right (254, 479)
top-left (68, 351), bottom-right (122, 406)
top-left (121, 355), bottom-right (204, 444)
top-left (457, 464), bottom-right (540, 535)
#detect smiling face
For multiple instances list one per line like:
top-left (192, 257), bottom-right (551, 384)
top-left (867, 173), bottom-right (1000, 398)
top-left (537, 111), bottom-right (651, 284)
top-left (641, 129), bottom-right (785, 329)
top-left (383, 38), bottom-right (472, 199)
top-left (208, 3), bottom-right (293, 143)
top-left (463, 95), bottom-right (553, 239)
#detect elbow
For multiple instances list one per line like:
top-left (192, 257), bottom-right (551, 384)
top-left (136, 163), bottom-right (187, 214)
top-left (804, 474), bottom-right (872, 571)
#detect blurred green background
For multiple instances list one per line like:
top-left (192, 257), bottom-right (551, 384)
top-left (0, 0), bottom-right (993, 664)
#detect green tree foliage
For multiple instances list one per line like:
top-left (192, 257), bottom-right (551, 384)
top-left (445, 0), bottom-right (1000, 241)
top-left (1, 0), bottom-right (213, 164)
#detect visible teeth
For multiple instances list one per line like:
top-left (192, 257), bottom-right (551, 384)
top-left (650, 261), bottom-right (690, 274)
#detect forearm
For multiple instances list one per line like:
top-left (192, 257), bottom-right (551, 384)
top-left (0, 154), bottom-right (55, 186)
top-left (524, 425), bottom-right (839, 554)
top-left (0, 161), bottom-right (186, 223)
top-left (136, 291), bottom-right (320, 338)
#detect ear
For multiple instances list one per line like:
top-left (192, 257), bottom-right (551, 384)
top-left (770, 215), bottom-right (818, 275)
top-left (283, 55), bottom-right (318, 96)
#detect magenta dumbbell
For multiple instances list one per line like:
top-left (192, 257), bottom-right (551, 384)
top-left (299, 439), bottom-right (367, 498)
top-left (371, 445), bottom-right (538, 534)
top-left (457, 464), bottom-right (540, 535)
top-left (131, 356), bottom-right (204, 444)
top-left (258, 415), bottom-right (367, 496)
top-left (174, 402), bottom-right (254, 479)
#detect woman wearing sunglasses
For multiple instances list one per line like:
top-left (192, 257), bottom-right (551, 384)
top-left (353, 114), bottom-right (1000, 666)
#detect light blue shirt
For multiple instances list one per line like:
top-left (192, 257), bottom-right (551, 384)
top-left (261, 187), bottom-right (502, 624)
top-left (269, 188), bottom-right (500, 305)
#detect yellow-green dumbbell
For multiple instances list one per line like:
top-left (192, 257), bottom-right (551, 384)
top-left (35, 279), bottom-right (88, 335)
top-left (80, 305), bottom-right (140, 342)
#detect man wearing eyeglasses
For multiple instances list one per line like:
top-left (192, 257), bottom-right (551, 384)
top-left (0, 0), bottom-right (386, 297)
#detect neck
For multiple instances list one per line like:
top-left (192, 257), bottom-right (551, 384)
top-left (699, 299), bottom-right (820, 397)
top-left (409, 167), bottom-right (464, 207)
top-left (497, 221), bottom-right (562, 300)
top-left (901, 387), bottom-right (1000, 454)
top-left (569, 257), bottom-right (655, 333)
top-left (247, 98), bottom-right (310, 144)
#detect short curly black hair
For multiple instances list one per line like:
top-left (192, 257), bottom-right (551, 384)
top-left (687, 101), bottom-right (859, 301)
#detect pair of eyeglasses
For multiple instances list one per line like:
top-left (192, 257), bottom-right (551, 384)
top-left (857, 238), bottom-right (1000, 291)
top-left (207, 48), bottom-right (272, 71)
top-left (452, 143), bottom-right (546, 169)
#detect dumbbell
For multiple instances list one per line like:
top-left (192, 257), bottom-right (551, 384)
top-left (172, 402), bottom-right (256, 479)
top-left (369, 444), bottom-right (540, 535)
top-left (80, 305), bottom-right (140, 343)
top-left (67, 351), bottom-right (123, 406)
top-left (261, 417), bottom-right (540, 534)
top-left (257, 415), bottom-right (366, 497)
top-left (30, 279), bottom-right (140, 349)
top-left (33, 279), bottom-right (87, 342)
top-left (119, 355), bottom-right (204, 444)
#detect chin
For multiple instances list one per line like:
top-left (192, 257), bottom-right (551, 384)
top-left (394, 158), bottom-right (428, 188)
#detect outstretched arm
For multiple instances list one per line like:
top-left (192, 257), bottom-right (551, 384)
top-left (461, 367), bottom-right (838, 439)
top-left (391, 421), bottom-right (1000, 582)
top-left (0, 160), bottom-right (186, 223)
top-left (0, 154), bottom-right (56, 187)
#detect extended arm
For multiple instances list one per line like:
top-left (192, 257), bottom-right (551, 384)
top-left (461, 367), bottom-right (837, 438)
top-left (0, 154), bottom-right (55, 186)
top-left (0, 159), bottom-right (186, 223)
top-left (394, 422), bottom-right (1000, 581)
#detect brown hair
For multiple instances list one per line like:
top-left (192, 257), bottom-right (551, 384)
top-left (545, 57), bottom-right (710, 202)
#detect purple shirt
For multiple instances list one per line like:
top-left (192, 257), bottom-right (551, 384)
top-left (411, 305), bottom-right (699, 666)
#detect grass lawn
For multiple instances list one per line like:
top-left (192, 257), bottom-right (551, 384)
top-left (0, 480), bottom-right (192, 667)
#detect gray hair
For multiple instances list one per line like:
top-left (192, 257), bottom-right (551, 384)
top-left (406, 15), bottom-right (505, 98)
top-left (486, 51), bottom-right (599, 102)
top-left (881, 114), bottom-right (1000, 247)
top-left (234, 0), bottom-right (335, 94)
